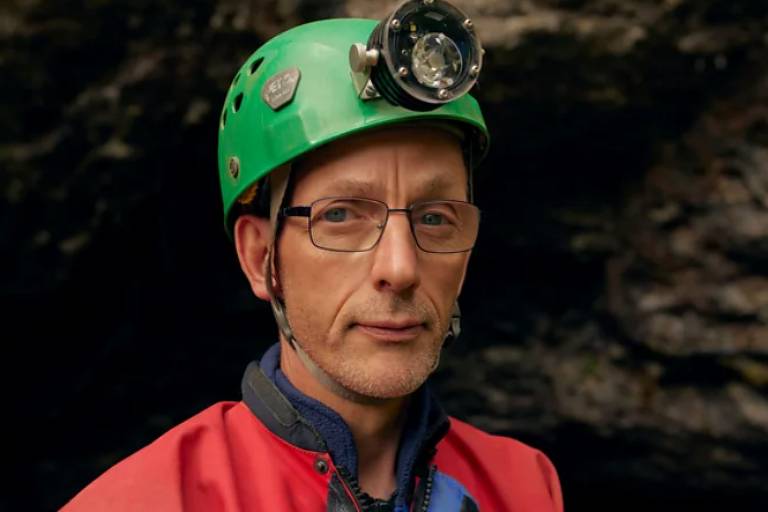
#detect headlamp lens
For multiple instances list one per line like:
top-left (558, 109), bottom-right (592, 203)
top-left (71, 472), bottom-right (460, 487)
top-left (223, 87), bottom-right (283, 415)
top-left (411, 32), bottom-right (462, 88)
top-left (362, 0), bottom-right (484, 111)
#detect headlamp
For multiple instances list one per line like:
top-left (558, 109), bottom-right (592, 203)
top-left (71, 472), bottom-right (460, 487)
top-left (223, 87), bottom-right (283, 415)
top-left (349, 0), bottom-right (483, 111)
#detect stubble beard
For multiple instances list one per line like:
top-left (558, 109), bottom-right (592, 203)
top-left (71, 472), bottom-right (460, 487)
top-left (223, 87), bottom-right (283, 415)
top-left (285, 295), bottom-right (449, 399)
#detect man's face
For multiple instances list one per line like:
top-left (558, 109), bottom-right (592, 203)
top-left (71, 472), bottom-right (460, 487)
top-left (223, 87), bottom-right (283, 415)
top-left (277, 126), bottom-right (472, 399)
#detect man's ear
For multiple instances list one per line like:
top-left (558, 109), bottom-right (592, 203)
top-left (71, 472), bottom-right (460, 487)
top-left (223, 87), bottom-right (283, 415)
top-left (234, 214), bottom-right (275, 301)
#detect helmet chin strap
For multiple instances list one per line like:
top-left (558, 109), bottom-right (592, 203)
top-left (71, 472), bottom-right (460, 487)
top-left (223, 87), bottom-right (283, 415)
top-left (265, 255), bottom-right (367, 402)
top-left (265, 165), bottom-right (367, 402)
top-left (262, 163), bottom-right (462, 403)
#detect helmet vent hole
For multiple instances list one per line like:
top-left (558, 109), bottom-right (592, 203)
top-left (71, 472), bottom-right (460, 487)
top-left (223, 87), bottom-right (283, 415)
top-left (232, 92), bottom-right (244, 113)
top-left (249, 57), bottom-right (264, 75)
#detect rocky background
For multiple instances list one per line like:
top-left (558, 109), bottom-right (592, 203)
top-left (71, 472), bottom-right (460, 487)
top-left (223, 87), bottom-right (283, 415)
top-left (3, 0), bottom-right (767, 510)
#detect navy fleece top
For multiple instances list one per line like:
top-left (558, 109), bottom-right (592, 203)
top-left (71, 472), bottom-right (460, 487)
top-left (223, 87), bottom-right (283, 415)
top-left (258, 342), bottom-right (448, 507)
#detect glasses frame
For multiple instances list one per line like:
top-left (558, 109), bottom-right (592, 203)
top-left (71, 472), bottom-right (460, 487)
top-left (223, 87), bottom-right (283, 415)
top-left (280, 196), bottom-right (480, 254)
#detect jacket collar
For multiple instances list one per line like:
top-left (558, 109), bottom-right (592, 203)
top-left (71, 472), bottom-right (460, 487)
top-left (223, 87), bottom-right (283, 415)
top-left (241, 343), bottom-right (451, 506)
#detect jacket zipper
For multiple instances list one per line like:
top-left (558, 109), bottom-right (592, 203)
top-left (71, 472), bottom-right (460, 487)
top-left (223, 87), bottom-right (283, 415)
top-left (414, 465), bottom-right (436, 512)
top-left (336, 469), bottom-right (365, 512)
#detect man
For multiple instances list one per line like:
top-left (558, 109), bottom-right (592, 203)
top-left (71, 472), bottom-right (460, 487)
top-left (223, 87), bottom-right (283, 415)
top-left (64, 3), bottom-right (563, 511)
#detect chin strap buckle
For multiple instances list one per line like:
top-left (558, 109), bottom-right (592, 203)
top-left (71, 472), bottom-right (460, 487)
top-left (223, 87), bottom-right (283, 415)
top-left (444, 302), bottom-right (461, 347)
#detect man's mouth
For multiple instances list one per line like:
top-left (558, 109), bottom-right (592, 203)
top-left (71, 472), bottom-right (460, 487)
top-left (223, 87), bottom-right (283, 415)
top-left (352, 320), bottom-right (426, 342)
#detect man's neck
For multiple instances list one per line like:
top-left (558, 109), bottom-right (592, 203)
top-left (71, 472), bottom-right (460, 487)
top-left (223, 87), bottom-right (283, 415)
top-left (280, 341), bottom-right (408, 500)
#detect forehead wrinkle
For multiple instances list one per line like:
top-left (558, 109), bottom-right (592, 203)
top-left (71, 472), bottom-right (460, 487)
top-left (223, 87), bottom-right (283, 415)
top-left (320, 169), bottom-right (463, 200)
top-left (405, 169), bottom-right (468, 203)
top-left (294, 136), bottom-right (467, 203)
top-left (393, 143), bottom-right (462, 198)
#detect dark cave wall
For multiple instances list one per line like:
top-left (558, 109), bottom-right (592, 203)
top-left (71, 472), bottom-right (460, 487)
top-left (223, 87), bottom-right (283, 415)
top-left (2, 0), bottom-right (767, 509)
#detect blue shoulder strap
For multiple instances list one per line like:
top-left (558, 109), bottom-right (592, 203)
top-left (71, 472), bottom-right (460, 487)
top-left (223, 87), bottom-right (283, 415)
top-left (394, 469), bottom-right (479, 512)
top-left (427, 471), bottom-right (479, 512)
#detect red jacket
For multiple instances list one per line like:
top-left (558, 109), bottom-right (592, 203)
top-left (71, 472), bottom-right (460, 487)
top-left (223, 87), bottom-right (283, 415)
top-left (63, 361), bottom-right (563, 511)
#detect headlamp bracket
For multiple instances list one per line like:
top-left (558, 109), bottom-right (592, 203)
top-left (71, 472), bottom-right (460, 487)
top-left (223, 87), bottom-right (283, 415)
top-left (349, 43), bottom-right (382, 100)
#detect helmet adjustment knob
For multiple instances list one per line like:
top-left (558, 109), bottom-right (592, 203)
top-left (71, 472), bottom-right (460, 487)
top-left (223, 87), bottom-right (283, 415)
top-left (349, 43), bottom-right (380, 73)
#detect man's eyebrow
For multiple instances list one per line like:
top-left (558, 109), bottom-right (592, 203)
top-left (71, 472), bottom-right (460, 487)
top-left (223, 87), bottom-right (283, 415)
top-left (320, 175), bottom-right (459, 197)
top-left (420, 175), bottom-right (457, 194)
top-left (320, 179), bottom-right (378, 197)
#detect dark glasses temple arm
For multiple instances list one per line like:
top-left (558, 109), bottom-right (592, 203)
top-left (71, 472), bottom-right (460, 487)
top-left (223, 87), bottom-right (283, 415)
top-left (280, 206), bottom-right (311, 218)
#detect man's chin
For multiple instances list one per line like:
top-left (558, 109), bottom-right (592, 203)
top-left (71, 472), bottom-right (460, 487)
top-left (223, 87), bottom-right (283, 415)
top-left (316, 352), bottom-right (439, 400)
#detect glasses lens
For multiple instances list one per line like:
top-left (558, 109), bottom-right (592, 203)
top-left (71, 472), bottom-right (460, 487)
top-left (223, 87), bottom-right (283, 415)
top-left (410, 200), bottom-right (479, 253)
top-left (309, 198), bottom-right (387, 251)
top-left (411, 32), bottom-right (462, 88)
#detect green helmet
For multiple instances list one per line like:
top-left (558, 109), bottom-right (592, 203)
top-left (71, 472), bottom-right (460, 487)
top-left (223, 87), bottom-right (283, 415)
top-left (217, 17), bottom-right (490, 236)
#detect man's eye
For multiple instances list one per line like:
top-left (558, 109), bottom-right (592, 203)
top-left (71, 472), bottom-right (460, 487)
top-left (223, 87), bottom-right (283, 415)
top-left (420, 212), bottom-right (445, 225)
top-left (322, 207), bottom-right (348, 222)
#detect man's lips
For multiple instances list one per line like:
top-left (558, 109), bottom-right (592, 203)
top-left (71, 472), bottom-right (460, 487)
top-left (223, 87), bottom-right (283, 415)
top-left (352, 320), bottom-right (425, 342)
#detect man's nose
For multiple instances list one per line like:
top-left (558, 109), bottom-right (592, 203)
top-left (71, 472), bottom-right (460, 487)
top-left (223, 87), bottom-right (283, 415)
top-left (370, 212), bottom-right (420, 293)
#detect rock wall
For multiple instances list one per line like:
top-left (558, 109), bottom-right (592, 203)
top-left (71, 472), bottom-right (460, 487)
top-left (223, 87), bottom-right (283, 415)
top-left (2, 0), bottom-right (767, 510)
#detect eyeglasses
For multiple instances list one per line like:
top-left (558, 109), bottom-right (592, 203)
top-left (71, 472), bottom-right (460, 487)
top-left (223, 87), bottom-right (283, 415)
top-left (280, 196), bottom-right (480, 253)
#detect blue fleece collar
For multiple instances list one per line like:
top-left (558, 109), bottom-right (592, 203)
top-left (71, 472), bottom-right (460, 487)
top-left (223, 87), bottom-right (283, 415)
top-left (259, 343), bottom-right (449, 506)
